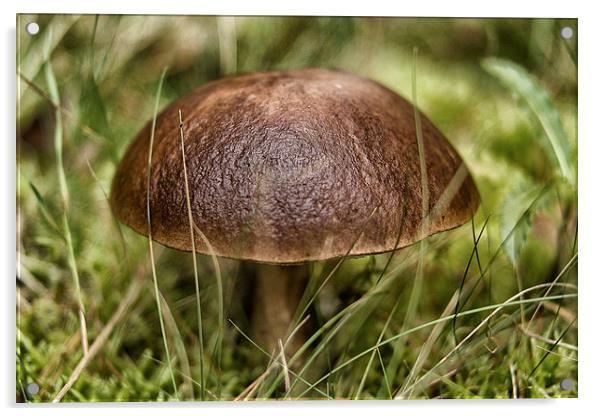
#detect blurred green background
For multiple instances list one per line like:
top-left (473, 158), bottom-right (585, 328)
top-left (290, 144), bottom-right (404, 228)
top-left (17, 15), bottom-right (577, 402)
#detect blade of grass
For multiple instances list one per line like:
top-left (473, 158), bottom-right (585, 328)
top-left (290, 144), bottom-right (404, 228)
top-left (534, 345), bottom-right (577, 361)
top-left (412, 47), bottom-right (429, 224)
top-left (43, 28), bottom-right (88, 356)
top-left (405, 279), bottom-right (576, 397)
top-left (159, 291), bottom-right (194, 400)
top-left (482, 57), bottom-right (574, 185)
top-left (192, 222), bottom-right (223, 397)
top-left (527, 318), bottom-right (577, 379)
top-left (452, 216), bottom-right (489, 345)
top-left (216, 16), bottom-right (237, 76)
top-left (19, 15), bottom-right (78, 100)
top-left (18, 72), bottom-right (110, 145)
top-left (509, 361), bottom-right (518, 398)
top-left (354, 297), bottom-right (400, 399)
top-left (84, 160), bottom-right (127, 257)
top-left (143, 355), bottom-right (220, 400)
top-left (28, 181), bottom-right (62, 238)
top-left (295, 283), bottom-right (576, 398)
top-left (284, 273), bottom-right (388, 397)
top-left (278, 339), bottom-right (291, 394)
top-left (272, 204), bottom-right (381, 396)
top-left (519, 324), bottom-right (577, 352)
top-left (292, 205), bottom-right (380, 332)
top-left (280, 250), bottom-right (408, 398)
top-left (400, 290), bottom-right (461, 398)
top-left (52, 267), bottom-right (146, 402)
top-left (80, 15), bottom-right (111, 143)
top-left (375, 204), bottom-right (407, 286)
top-left (376, 346), bottom-right (392, 399)
top-left (526, 253), bottom-right (578, 331)
top-left (228, 318), bottom-right (331, 399)
top-left (178, 109), bottom-right (206, 400)
top-left (145, 67), bottom-right (178, 399)
top-left (542, 301), bottom-right (577, 327)
top-left (457, 185), bottom-right (550, 314)
top-left (96, 16), bottom-right (122, 80)
top-left (386, 46), bottom-right (429, 389)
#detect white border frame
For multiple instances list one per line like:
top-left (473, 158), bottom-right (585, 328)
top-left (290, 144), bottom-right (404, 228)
top-left (4, 1), bottom-right (600, 415)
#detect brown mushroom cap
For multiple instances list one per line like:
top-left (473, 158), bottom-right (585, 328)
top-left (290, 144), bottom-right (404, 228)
top-left (110, 68), bottom-right (479, 264)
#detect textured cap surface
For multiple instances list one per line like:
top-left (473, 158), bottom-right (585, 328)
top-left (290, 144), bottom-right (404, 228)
top-left (110, 68), bottom-right (479, 263)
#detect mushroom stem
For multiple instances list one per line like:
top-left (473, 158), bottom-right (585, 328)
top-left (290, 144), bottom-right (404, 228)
top-left (251, 263), bottom-right (309, 355)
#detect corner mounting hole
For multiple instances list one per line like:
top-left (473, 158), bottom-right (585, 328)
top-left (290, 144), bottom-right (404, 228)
top-left (559, 378), bottom-right (574, 391)
top-left (26, 382), bottom-right (40, 396)
top-left (560, 26), bottom-right (573, 39)
top-left (25, 22), bottom-right (40, 36)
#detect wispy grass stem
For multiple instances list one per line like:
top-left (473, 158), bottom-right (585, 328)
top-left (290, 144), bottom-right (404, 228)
top-left (146, 68), bottom-right (179, 399)
top-left (43, 28), bottom-right (88, 356)
top-left (178, 109), bottom-right (206, 400)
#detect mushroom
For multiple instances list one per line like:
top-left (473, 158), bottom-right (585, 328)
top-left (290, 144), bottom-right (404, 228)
top-left (109, 68), bottom-right (479, 354)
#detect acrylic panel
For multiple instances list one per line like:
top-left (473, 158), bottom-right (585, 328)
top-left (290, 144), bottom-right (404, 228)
top-left (16, 14), bottom-right (577, 402)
